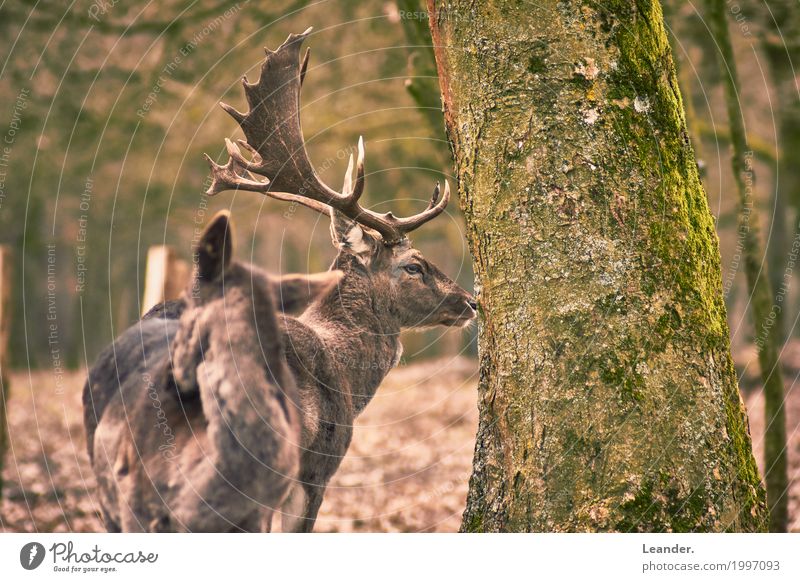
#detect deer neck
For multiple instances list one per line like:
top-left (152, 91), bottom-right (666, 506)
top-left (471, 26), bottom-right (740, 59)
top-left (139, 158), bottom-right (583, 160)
top-left (303, 254), bottom-right (402, 414)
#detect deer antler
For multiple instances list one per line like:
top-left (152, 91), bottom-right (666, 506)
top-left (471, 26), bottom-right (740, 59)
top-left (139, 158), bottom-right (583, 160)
top-left (203, 27), bottom-right (449, 245)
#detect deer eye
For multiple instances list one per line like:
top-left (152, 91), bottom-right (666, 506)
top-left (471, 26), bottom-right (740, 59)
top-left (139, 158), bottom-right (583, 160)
top-left (403, 264), bottom-right (422, 275)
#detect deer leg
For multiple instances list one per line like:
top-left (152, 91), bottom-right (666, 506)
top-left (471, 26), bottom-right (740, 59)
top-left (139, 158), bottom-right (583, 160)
top-left (280, 484), bottom-right (307, 532)
top-left (260, 509), bottom-right (274, 532)
top-left (293, 483), bottom-right (326, 533)
top-left (101, 507), bottom-right (121, 532)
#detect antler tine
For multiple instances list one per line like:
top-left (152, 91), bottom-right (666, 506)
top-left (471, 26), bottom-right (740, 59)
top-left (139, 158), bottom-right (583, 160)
top-left (342, 152), bottom-right (354, 195)
top-left (219, 100), bottom-right (246, 125)
top-left (204, 153), bottom-right (271, 197)
top-left (391, 180), bottom-right (451, 233)
top-left (300, 48), bottom-right (310, 86)
top-left (236, 139), bottom-right (262, 163)
top-left (427, 182), bottom-right (441, 210)
top-left (353, 135), bottom-right (365, 201)
top-left (205, 29), bottom-right (450, 244)
top-left (223, 138), bottom-right (263, 172)
top-left (340, 137), bottom-right (365, 202)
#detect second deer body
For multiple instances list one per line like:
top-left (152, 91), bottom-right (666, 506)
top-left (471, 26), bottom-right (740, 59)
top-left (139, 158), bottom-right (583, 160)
top-left (85, 212), bottom-right (340, 531)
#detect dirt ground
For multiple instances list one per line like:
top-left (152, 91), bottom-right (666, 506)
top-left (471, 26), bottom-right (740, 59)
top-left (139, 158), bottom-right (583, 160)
top-left (0, 358), bottom-right (479, 533)
top-left (1, 352), bottom-right (798, 532)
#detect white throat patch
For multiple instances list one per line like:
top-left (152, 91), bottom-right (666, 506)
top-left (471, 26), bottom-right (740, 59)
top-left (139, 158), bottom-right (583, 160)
top-left (391, 341), bottom-right (404, 369)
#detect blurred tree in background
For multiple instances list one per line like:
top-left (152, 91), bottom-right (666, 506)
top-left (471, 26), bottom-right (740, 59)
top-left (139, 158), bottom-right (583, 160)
top-left (0, 0), bottom-right (474, 368)
top-left (664, 0), bottom-right (795, 530)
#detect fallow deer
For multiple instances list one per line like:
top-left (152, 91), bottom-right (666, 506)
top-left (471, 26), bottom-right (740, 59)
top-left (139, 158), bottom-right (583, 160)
top-left (83, 211), bottom-right (341, 531)
top-left (202, 28), bottom-right (477, 531)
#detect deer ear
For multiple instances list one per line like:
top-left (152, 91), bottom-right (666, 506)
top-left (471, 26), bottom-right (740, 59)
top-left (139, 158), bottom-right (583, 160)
top-left (330, 208), bottom-right (374, 257)
top-left (272, 270), bottom-right (343, 314)
top-left (329, 208), bottom-right (355, 246)
top-left (197, 210), bottom-right (234, 281)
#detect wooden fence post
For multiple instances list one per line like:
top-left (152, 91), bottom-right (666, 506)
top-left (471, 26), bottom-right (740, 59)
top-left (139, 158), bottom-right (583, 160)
top-left (0, 246), bottom-right (12, 499)
top-left (141, 245), bottom-right (190, 316)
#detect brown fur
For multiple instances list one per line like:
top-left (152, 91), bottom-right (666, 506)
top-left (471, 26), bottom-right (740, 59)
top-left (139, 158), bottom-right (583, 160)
top-left (85, 212), bottom-right (340, 531)
top-left (272, 212), bottom-right (476, 531)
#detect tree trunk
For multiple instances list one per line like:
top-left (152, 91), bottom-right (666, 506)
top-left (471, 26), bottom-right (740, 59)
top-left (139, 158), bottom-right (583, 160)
top-left (427, 0), bottom-right (768, 532)
top-left (755, 0), bottom-right (800, 344)
top-left (0, 247), bottom-right (11, 499)
top-left (764, 5), bottom-right (800, 338)
top-left (704, 0), bottom-right (788, 533)
top-left (759, 3), bottom-right (800, 317)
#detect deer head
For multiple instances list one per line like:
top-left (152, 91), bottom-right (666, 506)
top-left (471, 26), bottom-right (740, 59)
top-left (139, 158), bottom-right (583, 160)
top-left (204, 28), bottom-right (476, 331)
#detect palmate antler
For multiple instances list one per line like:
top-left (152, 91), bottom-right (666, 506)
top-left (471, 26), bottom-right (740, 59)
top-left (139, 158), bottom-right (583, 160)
top-left (204, 27), bottom-right (449, 245)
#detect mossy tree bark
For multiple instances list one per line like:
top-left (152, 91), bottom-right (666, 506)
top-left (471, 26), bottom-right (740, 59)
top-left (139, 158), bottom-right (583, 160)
top-left (427, 0), bottom-right (769, 531)
top-left (705, 0), bottom-right (788, 533)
